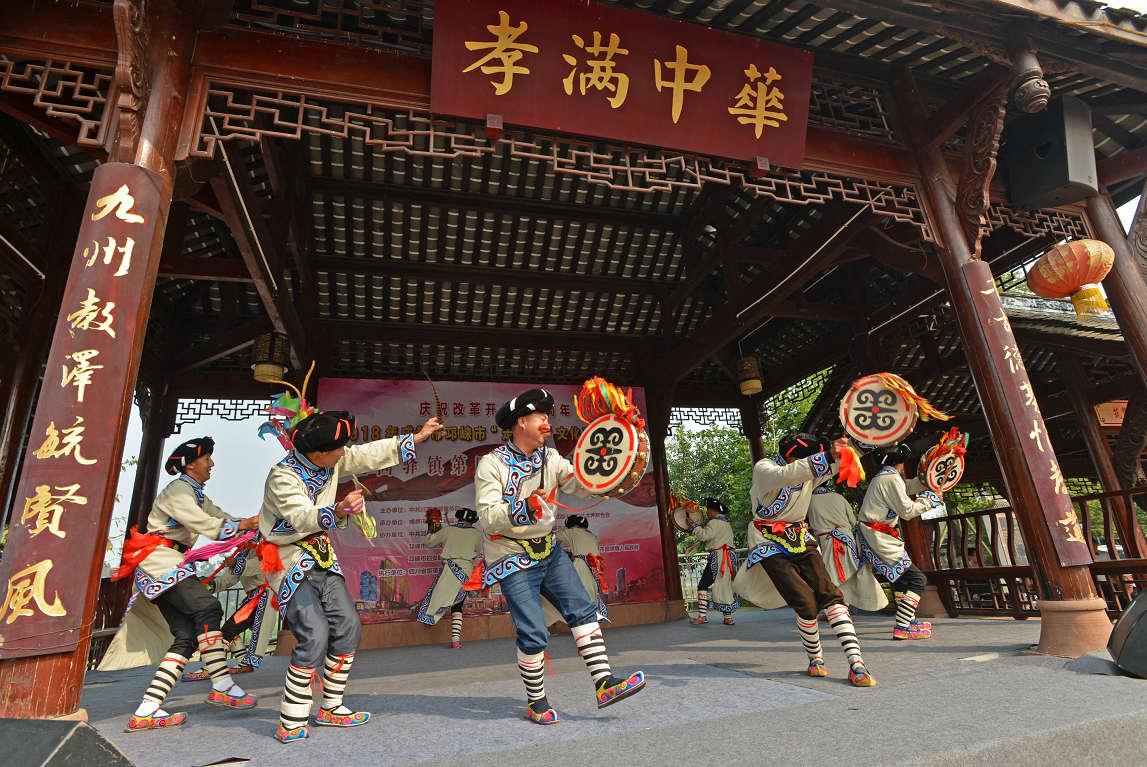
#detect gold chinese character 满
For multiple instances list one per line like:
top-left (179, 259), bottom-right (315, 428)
top-left (0, 560), bottom-right (66, 625)
top-left (82, 236), bottom-right (135, 277)
top-left (22, 483), bottom-right (87, 539)
top-left (91, 184), bottom-right (144, 224)
top-left (464, 11), bottom-right (539, 95)
top-left (727, 64), bottom-right (786, 137)
top-left (61, 349), bottom-right (103, 403)
top-left (33, 417), bottom-right (97, 465)
top-left (562, 32), bottom-right (629, 108)
top-left (1058, 509), bottom-right (1085, 543)
top-left (654, 45), bottom-right (711, 123)
top-left (66, 288), bottom-right (115, 338)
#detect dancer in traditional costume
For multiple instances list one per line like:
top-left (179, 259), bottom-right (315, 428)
top-left (733, 433), bottom-right (877, 687)
top-left (110, 437), bottom-right (260, 732)
top-left (475, 388), bottom-right (645, 725)
top-left (856, 439), bottom-right (944, 640)
top-left (415, 507), bottom-right (482, 647)
top-left (261, 411), bottom-right (442, 743)
top-left (688, 498), bottom-right (739, 626)
top-left (806, 484), bottom-right (888, 613)
top-left (554, 514), bottom-right (609, 622)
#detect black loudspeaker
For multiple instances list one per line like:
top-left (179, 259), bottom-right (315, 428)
top-left (1109, 588), bottom-right (1147, 678)
top-left (0, 718), bottom-right (134, 766)
top-left (1005, 95), bottom-right (1098, 210)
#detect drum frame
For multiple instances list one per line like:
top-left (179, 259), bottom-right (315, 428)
top-left (573, 413), bottom-right (648, 498)
top-left (839, 374), bottom-right (919, 446)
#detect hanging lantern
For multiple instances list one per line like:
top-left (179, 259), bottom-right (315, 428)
top-left (736, 354), bottom-right (762, 396)
top-left (1026, 239), bottom-right (1115, 318)
top-left (251, 331), bottom-right (291, 383)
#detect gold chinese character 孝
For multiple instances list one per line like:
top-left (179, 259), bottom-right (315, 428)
top-left (563, 32), bottom-right (629, 108)
top-left (464, 11), bottom-right (539, 95)
top-left (728, 64), bottom-right (787, 137)
top-left (82, 236), bottom-right (135, 277)
top-left (33, 417), bottom-right (97, 466)
top-left (1050, 459), bottom-right (1069, 496)
top-left (0, 560), bottom-right (66, 625)
top-left (1058, 509), bottom-right (1086, 543)
top-left (66, 288), bottom-right (116, 338)
top-left (91, 184), bottom-right (145, 224)
top-left (61, 349), bottom-right (103, 403)
top-left (654, 45), bottom-right (711, 123)
top-left (22, 483), bottom-right (86, 539)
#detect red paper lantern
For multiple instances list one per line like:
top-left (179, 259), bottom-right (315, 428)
top-left (1026, 239), bottom-right (1115, 318)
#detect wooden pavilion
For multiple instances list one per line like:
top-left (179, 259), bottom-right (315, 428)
top-left (2, 0), bottom-right (1147, 720)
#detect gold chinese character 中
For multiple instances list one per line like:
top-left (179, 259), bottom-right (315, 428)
top-left (22, 483), bottom-right (87, 539)
top-left (1058, 509), bottom-right (1086, 543)
top-left (66, 288), bottom-right (116, 338)
top-left (464, 11), bottom-right (539, 95)
top-left (562, 32), bottom-right (629, 108)
top-left (654, 45), bottom-right (711, 123)
top-left (0, 560), bottom-right (66, 625)
top-left (1050, 459), bottom-right (1069, 496)
top-left (33, 417), bottom-right (97, 466)
top-left (82, 236), bottom-right (135, 277)
top-left (727, 64), bottom-right (787, 137)
top-left (61, 349), bottom-right (103, 403)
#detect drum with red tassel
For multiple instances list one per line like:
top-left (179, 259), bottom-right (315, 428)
top-left (918, 428), bottom-right (968, 492)
top-left (572, 377), bottom-right (649, 498)
top-left (1026, 239), bottom-right (1115, 318)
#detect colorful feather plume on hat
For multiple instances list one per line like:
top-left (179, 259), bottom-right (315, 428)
top-left (575, 376), bottom-right (646, 429)
top-left (257, 361), bottom-right (317, 450)
top-left (869, 372), bottom-right (950, 422)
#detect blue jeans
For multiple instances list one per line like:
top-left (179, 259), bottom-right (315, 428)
top-left (500, 546), bottom-right (597, 653)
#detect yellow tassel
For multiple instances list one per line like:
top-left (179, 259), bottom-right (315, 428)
top-left (1070, 285), bottom-right (1108, 318)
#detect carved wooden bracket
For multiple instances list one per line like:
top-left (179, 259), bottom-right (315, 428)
top-left (1127, 177), bottom-right (1147, 284)
top-left (111, 0), bottom-right (149, 163)
top-left (955, 89), bottom-right (1007, 259)
top-left (1005, 23), bottom-right (1051, 114)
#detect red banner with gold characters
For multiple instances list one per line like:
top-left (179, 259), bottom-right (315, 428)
top-left (431, 0), bottom-right (814, 169)
top-left (0, 163), bottom-right (163, 658)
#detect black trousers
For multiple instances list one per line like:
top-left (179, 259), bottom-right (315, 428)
top-left (890, 563), bottom-right (928, 595)
top-left (759, 545), bottom-right (844, 621)
top-left (697, 558), bottom-right (716, 591)
top-left (152, 576), bottom-right (225, 658)
top-left (221, 598), bottom-right (257, 642)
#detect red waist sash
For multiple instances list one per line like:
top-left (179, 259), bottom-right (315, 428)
top-left (110, 526), bottom-right (182, 581)
top-left (862, 520), bottom-right (901, 540)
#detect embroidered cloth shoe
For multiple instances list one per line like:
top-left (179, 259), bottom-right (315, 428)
top-left (315, 706), bottom-right (370, 727)
top-left (125, 711), bottom-right (186, 732)
top-left (596, 671), bottom-right (645, 709)
top-left (689, 616), bottom-right (708, 625)
top-left (449, 641), bottom-right (462, 649)
top-left (231, 662), bottom-right (254, 675)
top-left (848, 667), bottom-right (877, 687)
top-left (807, 659), bottom-right (827, 677)
top-left (524, 698), bottom-right (560, 725)
top-left (276, 724), bottom-right (310, 743)
top-left (180, 668), bottom-right (211, 682)
top-left (910, 618), bottom-right (932, 630)
top-left (893, 626), bottom-right (931, 640)
top-left (206, 686), bottom-right (259, 709)
top-left (723, 615), bottom-right (735, 625)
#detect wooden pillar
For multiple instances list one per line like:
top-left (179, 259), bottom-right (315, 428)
top-left (0, 0), bottom-right (202, 718)
top-left (739, 399), bottom-right (767, 464)
top-left (0, 193), bottom-right (85, 521)
top-left (891, 64), bottom-right (1109, 657)
top-left (1086, 191), bottom-right (1147, 392)
top-left (645, 381), bottom-right (683, 604)
top-left (127, 378), bottom-right (176, 530)
top-left (1057, 352), bottom-right (1147, 559)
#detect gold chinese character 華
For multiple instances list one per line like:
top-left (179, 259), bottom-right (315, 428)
top-left (654, 45), bottom-right (711, 123)
top-left (464, 11), bottom-right (539, 95)
top-left (82, 236), bottom-right (135, 277)
top-left (563, 32), bottom-right (629, 108)
top-left (91, 184), bottom-right (144, 224)
top-left (66, 288), bottom-right (115, 338)
top-left (1028, 419), bottom-right (1045, 452)
top-left (1058, 509), bottom-right (1085, 543)
top-left (1050, 459), bottom-right (1069, 496)
top-left (727, 64), bottom-right (786, 137)
top-left (61, 349), bottom-right (103, 402)
top-left (33, 417), bottom-right (97, 466)
top-left (22, 483), bottom-right (86, 539)
top-left (0, 560), bottom-right (66, 625)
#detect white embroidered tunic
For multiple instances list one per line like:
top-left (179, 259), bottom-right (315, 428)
top-left (856, 467), bottom-right (942, 581)
top-left (690, 515), bottom-right (739, 614)
top-left (415, 524), bottom-right (482, 625)
top-left (807, 487), bottom-right (887, 612)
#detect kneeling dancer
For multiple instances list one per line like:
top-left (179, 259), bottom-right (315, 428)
top-left (689, 498), bottom-right (739, 626)
top-left (733, 433), bottom-right (876, 687)
top-left (475, 389), bottom-right (644, 725)
top-left (261, 411), bottom-right (442, 742)
top-left (415, 507), bottom-right (482, 647)
top-left (118, 437), bottom-right (260, 731)
top-left (856, 440), bottom-right (943, 640)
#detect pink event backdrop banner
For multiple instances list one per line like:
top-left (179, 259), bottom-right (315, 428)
top-left (317, 378), bottom-right (667, 624)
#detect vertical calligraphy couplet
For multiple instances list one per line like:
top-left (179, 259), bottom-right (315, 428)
top-left (0, 163), bottom-right (163, 658)
top-left (965, 259), bottom-right (1092, 567)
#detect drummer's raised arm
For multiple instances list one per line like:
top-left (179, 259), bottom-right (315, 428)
top-left (555, 450), bottom-right (597, 500)
top-left (753, 452), bottom-right (835, 494)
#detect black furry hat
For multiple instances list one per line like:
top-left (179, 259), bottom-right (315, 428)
top-left (869, 433), bottom-right (942, 466)
top-left (565, 514), bottom-right (590, 529)
top-left (165, 437), bottom-right (214, 476)
top-left (455, 507), bottom-right (478, 524)
top-left (291, 411), bottom-right (357, 454)
top-left (495, 389), bottom-right (555, 430)
top-left (704, 497), bottom-right (728, 515)
top-left (778, 433), bottom-right (829, 461)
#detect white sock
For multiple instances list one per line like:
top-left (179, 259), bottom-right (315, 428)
top-left (135, 700), bottom-right (161, 717)
top-left (213, 678), bottom-right (244, 696)
top-left (329, 704), bottom-right (354, 715)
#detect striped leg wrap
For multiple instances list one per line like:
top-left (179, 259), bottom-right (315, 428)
top-left (826, 604), bottom-right (865, 673)
top-left (279, 664), bottom-right (315, 730)
top-left (796, 617), bottom-right (823, 662)
top-left (571, 622), bottom-right (612, 686)
top-left (517, 649), bottom-right (546, 702)
top-left (197, 630), bottom-right (231, 686)
top-left (895, 591), bottom-right (921, 629)
top-left (143, 653), bottom-right (188, 705)
top-left (321, 653), bottom-right (354, 710)
top-left (451, 613), bottom-right (463, 643)
top-left (696, 590), bottom-right (708, 620)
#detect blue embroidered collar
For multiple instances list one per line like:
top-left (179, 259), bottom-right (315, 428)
top-left (280, 450), bottom-right (333, 503)
top-left (179, 474), bottom-right (204, 491)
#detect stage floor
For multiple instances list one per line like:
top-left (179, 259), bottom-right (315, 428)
top-left (82, 607), bottom-right (1147, 767)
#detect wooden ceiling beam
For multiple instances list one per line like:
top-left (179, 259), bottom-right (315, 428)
top-left (321, 318), bottom-right (657, 352)
top-left (168, 316), bottom-right (274, 373)
top-left (1011, 326), bottom-right (1131, 360)
top-left (923, 64), bottom-right (1007, 148)
top-left (158, 256), bottom-right (253, 283)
